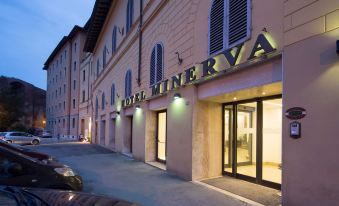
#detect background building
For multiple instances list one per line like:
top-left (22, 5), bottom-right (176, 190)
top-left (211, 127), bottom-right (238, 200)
top-left (43, 25), bottom-right (87, 138)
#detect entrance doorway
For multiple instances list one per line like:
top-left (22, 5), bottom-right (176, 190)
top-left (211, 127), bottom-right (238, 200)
top-left (156, 111), bottom-right (167, 163)
top-left (223, 96), bottom-right (282, 189)
top-left (100, 120), bottom-right (106, 146)
top-left (109, 118), bottom-right (116, 150)
top-left (124, 116), bottom-right (133, 154)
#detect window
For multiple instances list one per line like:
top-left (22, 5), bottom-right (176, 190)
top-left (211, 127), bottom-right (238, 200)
top-left (74, 42), bottom-right (77, 53)
top-left (126, 0), bottom-right (134, 33)
top-left (111, 84), bottom-right (115, 105)
top-left (73, 99), bottom-right (75, 109)
top-left (83, 70), bottom-right (86, 81)
top-left (74, 61), bottom-right (77, 71)
top-left (73, 80), bottom-right (76, 90)
top-left (64, 67), bottom-right (66, 76)
top-left (209, 0), bottom-right (251, 55)
top-left (96, 59), bottom-right (100, 78)
top-left (95, 97), bottom-right (99, 118)
top-left (150, 43), bottom-right (164, 85)
top-left (103, 46), bottom-right (107, 68)
top-left (112, 26), bottom-right (117, 54)
top-left (60, 55), bottom-right (62, 64)
top-left (72, 118), bottom-right (75, 128)
top-left (64, 84), bottom-right (66, 93)
top-left (63, 101), bottom-right (65, 110)
top-left (82, 90), bottom-right (85, 102)
top-left (101, 92), bottom-right (105, 110)
top-left (125, 70), bottom-right (132, 98)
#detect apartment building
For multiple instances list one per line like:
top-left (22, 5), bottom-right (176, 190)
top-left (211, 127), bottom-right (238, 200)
top-left (43, 25), bottom-right (87, 138)
top-left (44, 0), bottom-right (339, 205)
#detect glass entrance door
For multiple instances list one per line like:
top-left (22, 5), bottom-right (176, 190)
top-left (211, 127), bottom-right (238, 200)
top-left (156, 111), bottom-right (167, 163)
top-left (223, 97), bottom-right (282, 189)
top-left (236, 102), bottom-right (257, 178)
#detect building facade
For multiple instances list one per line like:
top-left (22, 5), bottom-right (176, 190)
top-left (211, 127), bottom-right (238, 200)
top-left (44, 26), bottom-right (87, 138)
top-left (45, 0), bottom-right (339, 205)
top-left (79, 53), bottom-right (93, 141)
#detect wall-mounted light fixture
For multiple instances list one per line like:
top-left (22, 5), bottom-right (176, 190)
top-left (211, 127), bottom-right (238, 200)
top-left (262, 27), bottom-right (268, 33)
top-left (135, 105), bottom-right (141, 110)
top-left (113, 111), bottom-right (120, 115)
top-left (173, 93), bottom-right (182, 100)
top-left (336, 40), bottom-right (339, 54)
top-left (116, 93), bottom-right (120, 98)
top-left (175, 52), bottom-right (183, 65)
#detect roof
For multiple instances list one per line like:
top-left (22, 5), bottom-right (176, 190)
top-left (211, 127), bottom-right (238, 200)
top-left (83, 0), bottom-right (113, 52)
top-left (43, 25), bottom-right (86, 70)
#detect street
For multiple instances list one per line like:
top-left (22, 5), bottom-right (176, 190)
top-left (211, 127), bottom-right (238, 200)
top-left (31, 142), bottom-right (249, 206)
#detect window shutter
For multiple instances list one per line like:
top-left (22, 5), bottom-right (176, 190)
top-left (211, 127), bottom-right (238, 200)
top-left (111, 84), bottom-right (115, 105)
top-left (112, 26), bottom-right (117, 54)
top-left (102, 93), bottom-right (105, 110)
top-left (150, 48), bottom-right (156, 85)
top-left (103, 46), bottom-right (106, 67)
top-left (209, 0), bottom-right (224, 55)
top-left (228, 0), bottom-right (249, 46)
top-left (125, 70), bottom-right (132, 98)
top-left (156, 44), bottom-right (163, 83)
top-left (126, 0), bottom-right (134, 33)
top-left (128, 71), bottom-right (132, 97)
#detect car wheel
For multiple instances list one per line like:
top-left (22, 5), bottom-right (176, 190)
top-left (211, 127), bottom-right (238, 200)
top-left (6, 140), bottom-right (12, 144)
top-left (32, 139), bottom-right (39, 145)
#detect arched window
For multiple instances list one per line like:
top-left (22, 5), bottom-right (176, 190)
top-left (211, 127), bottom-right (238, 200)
top-left (111, 83), bottom-right (115, 105)
top-left (103, 46), bottom-right (107, 68)
top-left (96, 59), bottom-right (100, 78)
top-left (101, 92), bottom-right (105, 110)
top-left (150, 43), bottom-right (164, 85)
top-left (95, 97), bottom-right (99, 118)
top-left (125, 70), bottom-right (132, 98)
top-left (126, 0), bottom-right (134, 33)
top-left (209, 0), bottom-right (251, 55)
top-left (112, 26), bottom-right (117, 54)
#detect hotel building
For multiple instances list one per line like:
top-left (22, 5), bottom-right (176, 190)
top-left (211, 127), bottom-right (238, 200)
top-left (45, 0), bottom-right (339, 205)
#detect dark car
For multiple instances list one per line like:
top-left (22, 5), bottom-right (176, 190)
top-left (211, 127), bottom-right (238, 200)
top-left (0, 147), bottom-right (82, 191)
top-left (0, 186), bottom-right (138, 206)
top-left (0, 140), bottom-right (55, 161)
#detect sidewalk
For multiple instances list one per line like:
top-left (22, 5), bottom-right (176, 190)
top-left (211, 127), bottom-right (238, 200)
top-left (34, 143), bottom-right (250, 206)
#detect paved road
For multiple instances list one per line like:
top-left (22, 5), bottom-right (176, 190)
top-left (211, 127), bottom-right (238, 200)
top-left (31, 143), bottom-right (249, 206)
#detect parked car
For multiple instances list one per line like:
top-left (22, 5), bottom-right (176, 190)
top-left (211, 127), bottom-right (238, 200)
top-left (0, 186), bottom-right (139, 206)
top-left (0, 132), bottom-right (40, 145)
top-left (0, 139), bottom-right (55, 161)
top-left (0, 147), bottom-right (82, 191)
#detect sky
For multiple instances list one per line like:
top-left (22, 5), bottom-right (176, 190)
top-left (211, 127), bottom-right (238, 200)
top-left (0, 0), bottom-right (95, 90)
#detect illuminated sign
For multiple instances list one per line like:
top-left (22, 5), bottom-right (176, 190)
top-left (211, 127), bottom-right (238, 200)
top-left (122, 33), bottom-right (276, 107)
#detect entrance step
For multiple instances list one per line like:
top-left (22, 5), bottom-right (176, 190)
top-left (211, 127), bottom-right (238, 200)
top-left (201, 176), bottom-right (281, 206)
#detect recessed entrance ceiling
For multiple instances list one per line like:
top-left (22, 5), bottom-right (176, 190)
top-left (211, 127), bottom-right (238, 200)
top-left (201, 82), bottom-right (282, 103)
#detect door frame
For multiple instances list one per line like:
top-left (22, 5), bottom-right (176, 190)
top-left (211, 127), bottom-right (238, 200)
top-left (156, 110), bottom-right (167, 164)
top-left (222, 94), bottom-right (282, 190)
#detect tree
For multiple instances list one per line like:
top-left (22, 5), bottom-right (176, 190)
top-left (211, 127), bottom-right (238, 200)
top-left (0, 82), bottom-right (25, 131)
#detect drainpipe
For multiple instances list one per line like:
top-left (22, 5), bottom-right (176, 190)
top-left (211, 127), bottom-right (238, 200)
top-left (137, 0), bottom-right (143, 87)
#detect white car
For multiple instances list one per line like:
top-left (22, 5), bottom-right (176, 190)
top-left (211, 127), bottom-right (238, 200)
top-left (0, 131), bottom-right (40, 145)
